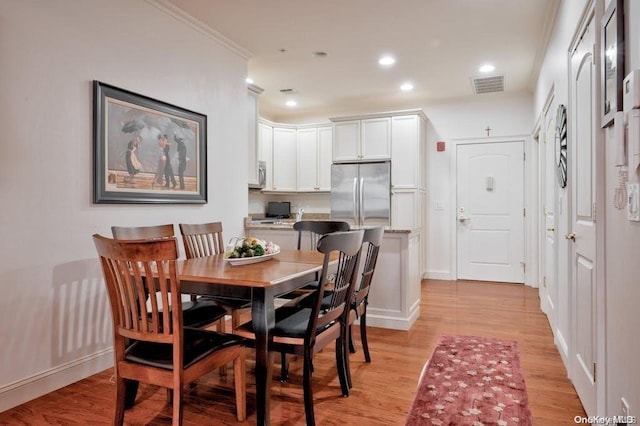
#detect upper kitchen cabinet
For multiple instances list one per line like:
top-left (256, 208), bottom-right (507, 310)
top-left (331, 117), bottom-right (391, 162)
top-left (258, 120), bottom-right (273, 190)
top-left (247, 84), bottom-right (263, 188)
top-left (272, 126), bottom-right (297, 191)
top-left (391, 113), bottom-right (427, 189)
top-left (297, 126), bottom-right (332, 192)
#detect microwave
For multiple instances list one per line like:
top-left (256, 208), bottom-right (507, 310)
top-left (249, 161), bottom-right (267, 189)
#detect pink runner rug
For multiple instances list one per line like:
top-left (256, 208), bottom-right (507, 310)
top-left (406, 335), bottom-right (533, 426)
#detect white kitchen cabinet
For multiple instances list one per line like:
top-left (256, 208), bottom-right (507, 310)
top-left (332, 117), bottom-right (391, 162)
top-left (272, 127), bottom-right (297, 191)
top-left (317, 126), bottom-right (332, 190)
top-left (247, 84), bottom-right (262, 187)
top-left (296, 128), bottom-right (318, 191)
top-left (258, 121), bottom-right (273, 190)
top-left (361, 117), bottom-right (391, 160)
top-left (296, 126), bottom-right (333, 191)
top-left (391, 114), bottom-right (422, 189)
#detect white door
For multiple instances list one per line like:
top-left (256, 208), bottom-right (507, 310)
top-left (541, 105), bottom-right (558, 326)
top-left (457, 141), bottom-right (525, 283)
top-left (569, 16), bottom-right (597, 416)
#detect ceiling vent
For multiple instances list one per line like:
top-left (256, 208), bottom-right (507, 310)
top-left (279, 88), bottom-right (297, 94)
top-left (471, 74), bottom-right (505, 94)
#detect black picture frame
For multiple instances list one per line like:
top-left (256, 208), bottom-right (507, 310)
top-left (601, 0), bottom-right (624, 128)
top-left (93, 81), bottom-right (207, 204)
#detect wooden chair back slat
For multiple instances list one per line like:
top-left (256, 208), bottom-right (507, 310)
top-left (179, 222), bottom-right (225, 258)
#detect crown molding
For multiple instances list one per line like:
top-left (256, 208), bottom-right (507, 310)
top-left (145, 0), bottom-right (252, 60)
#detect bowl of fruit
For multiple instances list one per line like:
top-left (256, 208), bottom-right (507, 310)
top-left (224, 237), bottom-right (280, 266)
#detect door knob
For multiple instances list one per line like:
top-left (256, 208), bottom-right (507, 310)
top-left (546, 227), bottom-right (555, 231)
top-left (458, 214), bottom-right (469, 223)
top-left (565, 233), bottom-right (576, 241)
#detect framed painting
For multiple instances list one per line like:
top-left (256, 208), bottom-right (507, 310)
top-left (93, 81), bottom-right (207, 203)
top-left (601, 0), bottom-right (624, 128)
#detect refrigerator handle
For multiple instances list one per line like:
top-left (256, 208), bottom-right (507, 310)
top-left (359, 177), bottom-right (365, 225)
top-left (352, 177), bottom-right (358, 224)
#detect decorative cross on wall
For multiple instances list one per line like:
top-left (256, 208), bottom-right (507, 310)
top-left (485, 126), bottom-right (492, 136)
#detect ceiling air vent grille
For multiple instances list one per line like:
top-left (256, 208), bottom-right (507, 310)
top-left (471, 75), bottom-right (505, 94)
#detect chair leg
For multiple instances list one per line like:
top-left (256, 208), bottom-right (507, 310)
top-left (280, 352), bottom-right (289, 382)
top-left (218, 317), bottom-right (228, 376)
top-left (302, 352), bottom-right (316, 426)
top-left (233, 354), bottom-right (246, 421)
top-left (123, 379), bottom-right (139, 409)
top-left (348, 323), bottom-right (357, 354)
top-left (114, 376), bottom-right (127, 425)
top-left (360, 312), bottom-right (371, 363)
top-left (337, 327), bottom-right (351, 394)
top-left (171, 385), bottom-right (183, 426)
top-left (231, 310), bottom-right (241, 330)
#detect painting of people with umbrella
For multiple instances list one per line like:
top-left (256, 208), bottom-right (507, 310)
top-left (93, 81), bottom-right (207, 204)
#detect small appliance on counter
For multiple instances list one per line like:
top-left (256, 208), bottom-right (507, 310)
top-left (266, 201), bottom-right (291, 219)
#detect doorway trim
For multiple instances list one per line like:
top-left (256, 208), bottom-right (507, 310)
top-left (449, 135), bottom-right (533, 284)
top-left (566, 0), bottom-right (606, 414)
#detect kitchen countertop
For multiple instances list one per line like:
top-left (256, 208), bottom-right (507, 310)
top-left (244, 216), bottom-right (412, 234)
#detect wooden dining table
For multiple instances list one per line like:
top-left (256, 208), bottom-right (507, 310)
top-left (178, 248), bottom-right (331, 426)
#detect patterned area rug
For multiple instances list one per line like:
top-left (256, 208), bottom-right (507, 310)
top-left (406, 335), bottom-right (533, 426)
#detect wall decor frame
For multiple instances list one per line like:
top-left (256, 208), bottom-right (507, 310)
top-left (93, 81), bottom-right (207, 204)
top-left (601, 0), bottom-right (624, 128)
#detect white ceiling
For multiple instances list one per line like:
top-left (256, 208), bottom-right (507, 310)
top-left (165, 0), bottom-right (559, 121)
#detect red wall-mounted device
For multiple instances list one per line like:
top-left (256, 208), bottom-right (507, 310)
top-left (436, 141), bottom-right (445, 152)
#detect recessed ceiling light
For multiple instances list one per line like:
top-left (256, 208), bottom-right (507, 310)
top-left (378, 55), bottom-right (396, 66)
top-left (400, 82), bottom-right (414, 92)
top-left (286, 100), bottom-right (297, 107)
top-left (479, 64), bottom-right (495, 73)
top-left (245, 77), bottom-right (254, 84)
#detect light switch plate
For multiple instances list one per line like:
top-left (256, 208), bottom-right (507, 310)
top-left (628, 183), bottom-right (640, 221)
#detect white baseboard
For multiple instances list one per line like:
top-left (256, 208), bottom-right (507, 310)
top-left (425, 270), bottom-right (453, 280)
top-left (0, 348), bottom-right (113, 412)
top-left (367, 302), bottom-right (420, 331)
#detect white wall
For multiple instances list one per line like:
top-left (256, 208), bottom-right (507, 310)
top-left (0, 0), bottom-right (249, 410)
top-left (422, 92), bottom-right (534, 279)
top-left (534, 0), bottom-right (640, 416)
top-left (603, 0), bottom-right (640, 416)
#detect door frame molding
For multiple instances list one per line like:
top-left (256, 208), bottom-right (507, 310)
top-left (532, 85), bottom-right (556, 293)
top-left (449, 135), bottom-right (532, 283)
top-left (566, 0), bottom-right (606, 415)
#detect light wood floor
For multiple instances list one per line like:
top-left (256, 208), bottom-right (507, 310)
top-left (0, 280), bottom-right (585, 425)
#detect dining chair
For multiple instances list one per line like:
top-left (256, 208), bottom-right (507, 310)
top-left (294, 220), bottom-right (351, 250)
top-left (277, 220), bottom-right (352, 380)
top-left (346, 226), bottom-right (384, 387)
top-left (236, 229), bottom-right (364, 426)
top-left (111, 224), bottom-right (228, 330)
top-left (178, 222), bottom-right (252, 330)
top-left (92, 234), bottom-right (246, 425)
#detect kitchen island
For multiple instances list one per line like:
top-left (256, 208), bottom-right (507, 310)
top-left (244, 217), bottom-right (421, 331)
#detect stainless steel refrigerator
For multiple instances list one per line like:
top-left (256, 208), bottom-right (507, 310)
top-left (330, 161), bottom-right (391, 227)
